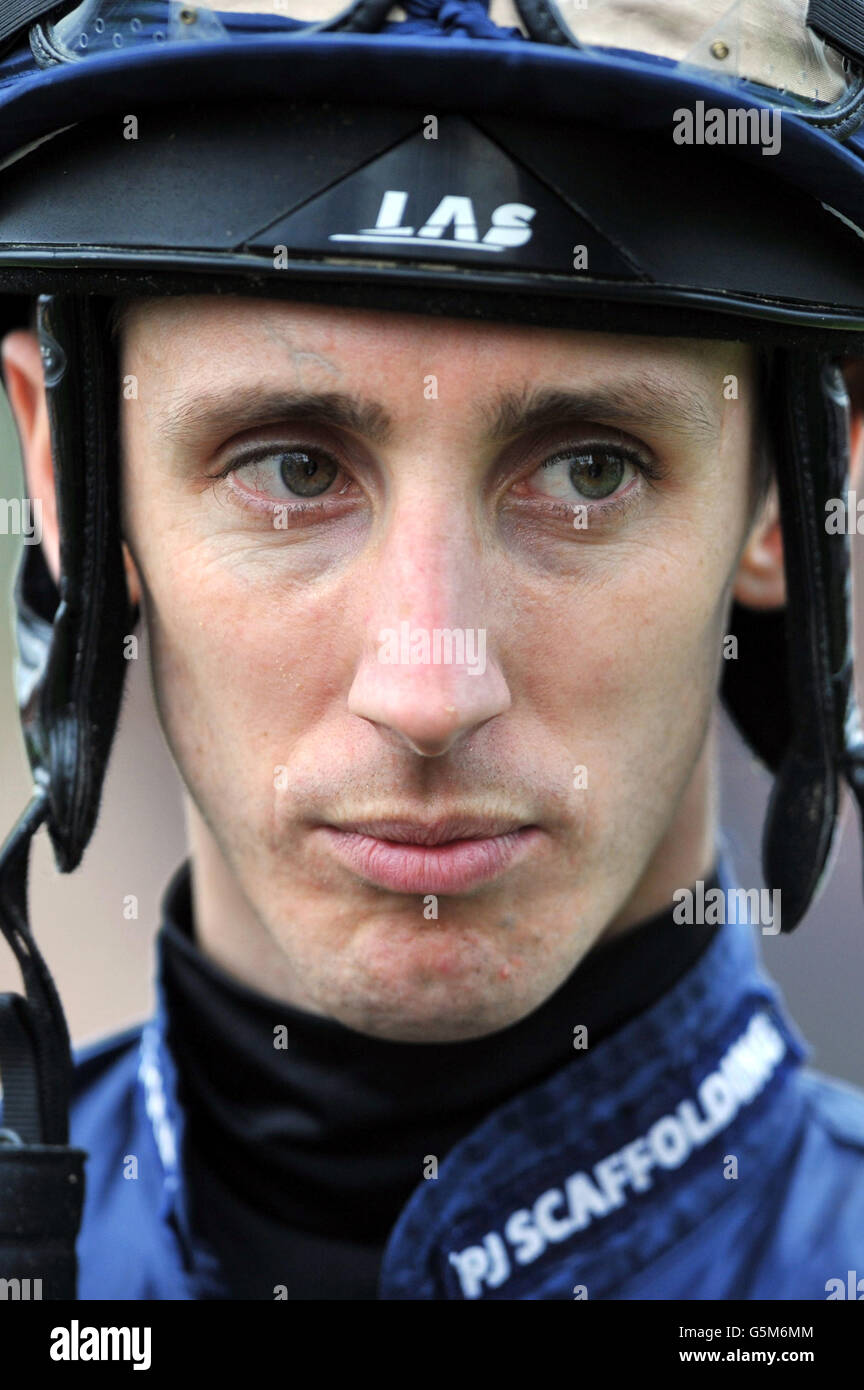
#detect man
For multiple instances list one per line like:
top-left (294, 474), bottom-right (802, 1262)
top-left (1, 0), bottom-right (864, 1302)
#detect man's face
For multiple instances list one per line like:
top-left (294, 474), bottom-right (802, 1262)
top-left (120, 297), bottom-right (758, 1040)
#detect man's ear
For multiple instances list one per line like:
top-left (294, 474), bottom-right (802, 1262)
top-left (733, 360), bottom-right (864, 612)
top-left (732, 481), bottom-right (785, 611)
top-left (1, 328), bottom-right (61, 583)
top-left (844, 359), bottom-right (864, 487)
top-left (1, 326), bottom-right (141, 603)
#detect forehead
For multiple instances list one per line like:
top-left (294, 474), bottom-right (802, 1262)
top-left (120, 294), bottom-right (749, 382)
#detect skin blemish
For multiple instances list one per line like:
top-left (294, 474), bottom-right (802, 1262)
top-left (499, 955), bottom-right (525, 980)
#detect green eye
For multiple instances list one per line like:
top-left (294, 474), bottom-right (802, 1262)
top-left (535, 447), bottom-right (637, 503)
top-left (278, 450), bottom-right (340, 498)
top-left (565, 451), bottom-right (627, 500)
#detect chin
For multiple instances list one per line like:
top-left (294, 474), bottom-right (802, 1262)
top-left (328, 940), bottom-right (546, 1043)
top-left (342, 1000), bottom-right (526, 1044)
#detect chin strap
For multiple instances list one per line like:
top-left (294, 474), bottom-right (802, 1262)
top-left (0, 290), bottom-right (131, 1301)
top-left (762, 351), bottom-right (860, 929)
top-left (0, 792), bottom-right (86, 1300)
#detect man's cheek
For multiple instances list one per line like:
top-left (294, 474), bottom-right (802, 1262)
top-left (569, 582), bottom-right (721, 786)
top-left (149, 600), bottom-right (324, 806)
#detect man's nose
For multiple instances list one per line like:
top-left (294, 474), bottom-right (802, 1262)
top-left (346, 511), bottom-right (511, 757)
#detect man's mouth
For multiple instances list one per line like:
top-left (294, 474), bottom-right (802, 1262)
top-left (316, 817), bottom-right (544, 894)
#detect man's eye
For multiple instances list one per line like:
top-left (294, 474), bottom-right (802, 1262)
top-left (232, 447), bottom-right (342, 499)
top-left (532, 447), bottom-right (638, 502)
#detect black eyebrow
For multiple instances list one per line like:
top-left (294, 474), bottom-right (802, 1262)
top-left (158, 388), bottom-right (395, 449)
top-left (157, 374), bottom-right (720, 455)
top-left (483, 379), bottom-right (721, 446)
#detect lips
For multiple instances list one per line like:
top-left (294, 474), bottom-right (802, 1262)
top-left (329, 817), bottom-right (527, 846)
top-left (317, 818), bottom-right (543, 894)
